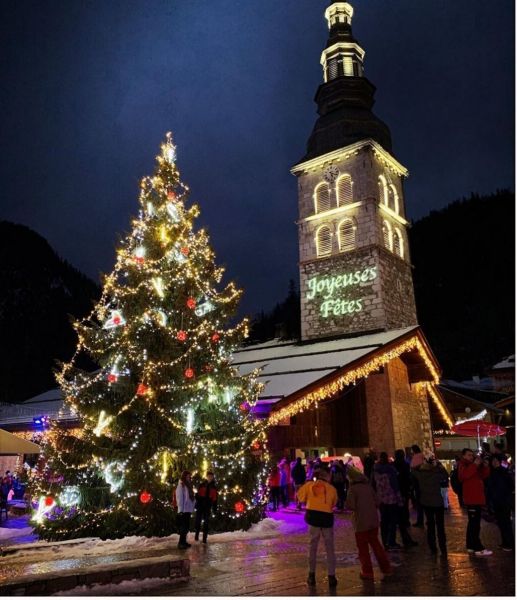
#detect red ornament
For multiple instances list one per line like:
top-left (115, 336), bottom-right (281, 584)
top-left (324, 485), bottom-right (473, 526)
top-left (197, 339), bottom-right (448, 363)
top-left (177, 330), bottom-right (187, 342)
top-left (107, 373), bottom-right (118, 383)
top-left (180, 247), bottom-right (189, 257)
top-left (239, 402), bottom-right (247, 412)
top-left (234, 501), bottom-right (245, 513)
top-left (136, 383), bottom-right (149, 396)
top-left (134, 256), bottom-right (145, 265)
top-left (167, 190), bottom-right (176, 200)
top-left (251, 441), bottom-right (260, 450)
top-left (44, 496), bottom-right (54, 507)
top-left (184, 368), bottom-right (195, 379)
top-left (113, 316), bottom-right (121, 325)
top-left (211, 333), bottom-right (220, 343)
top-left (140, 491), bottom-right (152, 504)
top-left (186, 297), bottom-right (196, 310)
top-left (434, 440), bottom-right (442, 448)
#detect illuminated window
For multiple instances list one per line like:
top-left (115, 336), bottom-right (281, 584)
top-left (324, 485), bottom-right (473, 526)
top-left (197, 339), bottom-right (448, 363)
top-left (343, 56), bottom-right (354, 76)
top-left (382, 220), bottom-right (393, 251)
top-left (336, 174), bottom-right (353, 206)
top-left (314, 182), bottom-right (331, 213)
top-left (393, 228), bottom-right (404, 258)
top-left (316, 225), bottom-right (332, 257)
top-left (338, 218), bottom-right (356, 252)
top-left (389, 184), bottom-right (399, 214)
top-left (378, 175), bottom-right (389, 206)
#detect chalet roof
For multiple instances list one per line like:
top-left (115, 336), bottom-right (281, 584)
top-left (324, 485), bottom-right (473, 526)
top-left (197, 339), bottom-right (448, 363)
top-left (233, 327), bottom-right (420, 400)
top-left (490, 355), bottom-right (515, 371)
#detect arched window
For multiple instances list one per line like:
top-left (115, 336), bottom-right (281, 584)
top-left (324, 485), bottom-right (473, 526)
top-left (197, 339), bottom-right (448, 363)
top-left (389, 184), bottom-right (399, 214)
top-left (316, 225), bottom-right (332, 257)
top-left (382, 220), bottom-right (393, 251)
top-left (336, 174), bottom-right (353, 206)
top-left (378, 175), bottom-right (389, 206)
top-left (338, 218), bottom-right (356, 252)
top-left (314, 182), bottom-right (331, 213)
top-left (393, 228), bottom-right (404, 258)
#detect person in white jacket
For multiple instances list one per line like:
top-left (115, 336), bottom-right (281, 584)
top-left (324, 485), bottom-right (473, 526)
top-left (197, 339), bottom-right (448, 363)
top-left (175, 471), bottom-right (195, 549)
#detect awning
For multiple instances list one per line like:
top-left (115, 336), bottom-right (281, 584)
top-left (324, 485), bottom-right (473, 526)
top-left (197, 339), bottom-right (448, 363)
top-left (0, 429), bottom-right (40, 454)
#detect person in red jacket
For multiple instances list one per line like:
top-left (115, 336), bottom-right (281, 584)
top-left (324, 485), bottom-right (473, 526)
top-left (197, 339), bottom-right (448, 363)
top-left (268, 466), bottom-right (282, 511)
top-left (458, 448), bottom-right (492, 556)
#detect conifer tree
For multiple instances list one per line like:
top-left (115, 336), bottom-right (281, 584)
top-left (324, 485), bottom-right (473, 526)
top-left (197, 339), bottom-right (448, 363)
top-left (33, 134), bottom-right (268, 540)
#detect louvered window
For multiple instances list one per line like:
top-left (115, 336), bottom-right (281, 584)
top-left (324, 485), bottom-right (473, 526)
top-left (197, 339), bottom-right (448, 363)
top-left (382, 220), bottom-right (392, 251)
top-left (389, 184), bottom-right (399, 214)
top-left (393, 229), bottom-right (404, 258)
top-left (328, 59), bottom-right (339, 80)
top-left (337, 175), bottom-right (353, 206)
top-left (378, 175), bottom-right (389, 206)
top-left (316, 226), bottom-right (332, 257)
top-left (339, 219), bottom-right (356, 252)
top-left (315, 182), bottom-right (331, 213)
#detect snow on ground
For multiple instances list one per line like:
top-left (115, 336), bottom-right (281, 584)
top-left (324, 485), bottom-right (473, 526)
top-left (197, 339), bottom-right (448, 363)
top-left (4, 516), bottom-right (305, 563)
top-left (54, 577), bottom-right (172, 596)
top-left (0, 527), bottom-right (33, 540)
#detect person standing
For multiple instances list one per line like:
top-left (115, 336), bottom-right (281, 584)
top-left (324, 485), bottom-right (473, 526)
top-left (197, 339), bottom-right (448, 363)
top-left (373, 452), bottom-right (403, 550)
top-left (268, 466), bottom-right (281, 511)
top-left (458, 448), bottom-right (492, 556)
top-left (291, 457), bottom-right (307, 510)
top-left (450, 458), bottom-right (464, 508)
top-left (278, 459), bottom-right (290, 508)
top-left (410, 445), bottom-right (425, 527)
top-left (487, 454), bottom-right (514, 551)
top-left (297, 466), bottom-right (338, 588)
top-left (330, 460), bottom-right (346, 511)
top-left (345, 467), bottom-right (393, 580)
top-left (393, 449), bottom-right (418, 547)
top-left (413, 455), bottom-right (448, 556)
top-left (175, 470), bottom-right (195, 549)
top-left (194, 471), bottom-right (218, 544)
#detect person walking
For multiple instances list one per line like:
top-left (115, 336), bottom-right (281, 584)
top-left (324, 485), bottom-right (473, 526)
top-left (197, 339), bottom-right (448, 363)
top-left (297, 466), bottom-right (338, 588)
top-left (459, 448), bottom-right (492, 556)
top-left (487, 454), bottom-right (514, 551)
top-left (175, 470), bottom-right (195, 549)
top-left (291, 457), bottom-right (306, 510)
top-left (373, 452), bottom-right (403, 550)
top-left (194, 471), bottom-right (218, 544)
top-left (345, 466), bottom-right (393, 580)
top-left (412, 454), bottom-right (448, 556)
top-left (330, 460), bottom-right (346, 511)
top-left (393, 449), bottom-right (418, 547)
top-left (268, 466), bottom-right (281, 511)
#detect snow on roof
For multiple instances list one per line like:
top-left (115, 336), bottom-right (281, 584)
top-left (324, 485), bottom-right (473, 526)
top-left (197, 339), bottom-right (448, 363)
top-left (22, 388), bottom-right (62, 404)
top-left (234, 326), bottom-right (418, 400)
top-left (491, 355), bottom-right (515, 371)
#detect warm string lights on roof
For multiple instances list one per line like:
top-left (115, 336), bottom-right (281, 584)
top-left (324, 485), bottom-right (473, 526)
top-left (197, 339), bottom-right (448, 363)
top-left (267, 335), bottom-right (442, 426)
top-left (33, 133), bottom-right (269, 539)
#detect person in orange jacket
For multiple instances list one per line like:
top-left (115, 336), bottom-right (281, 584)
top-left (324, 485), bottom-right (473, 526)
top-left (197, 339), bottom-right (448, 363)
top-left (458, 448), bottom-right (492, 556)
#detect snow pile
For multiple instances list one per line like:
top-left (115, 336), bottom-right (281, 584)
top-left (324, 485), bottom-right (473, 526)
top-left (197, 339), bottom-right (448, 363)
top-left (0, 527), bottom-right (33, 540)
top-left (54, 577), bottom-right (173, 596)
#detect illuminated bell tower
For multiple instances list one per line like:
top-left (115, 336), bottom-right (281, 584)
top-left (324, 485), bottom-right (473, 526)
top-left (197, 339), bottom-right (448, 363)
top-left (293, 1), bottom-right (418, 341)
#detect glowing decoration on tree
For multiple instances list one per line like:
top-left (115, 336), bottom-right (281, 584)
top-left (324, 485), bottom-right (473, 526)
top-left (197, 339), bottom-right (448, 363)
top-left (103, 310), bottom-right (126, 329)
top-left (195, 299), bottom-right (215, 317)
top-left (36, 133), bottom-right (268, 541)
top-left (59, 486), bottom-right (81, 507)
top-left (234, 501), bottom-right (245, 513)
top-left (32, 495), bottom-right (56, 524)
top-left (104, 462), bottom-right (125, 493)
top-left (134, 246), bottom-right (146, 264)
top-left (152, 277), bottom-right (165, 298)
top-left (162, 132), bottom-right (177, 164)
top-left (139, 490), bottom-right (152, 504)
top-left (93, 410), bottom-right (113, 437)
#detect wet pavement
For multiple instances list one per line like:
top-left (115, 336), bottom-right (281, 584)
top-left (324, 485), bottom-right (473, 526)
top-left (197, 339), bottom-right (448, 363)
top-left (1, 495), bottom-right (515, 596)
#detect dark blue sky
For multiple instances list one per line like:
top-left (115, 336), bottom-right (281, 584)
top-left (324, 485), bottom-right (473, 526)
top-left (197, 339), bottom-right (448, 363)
top-left (1, 1), bottom-right (514, 316)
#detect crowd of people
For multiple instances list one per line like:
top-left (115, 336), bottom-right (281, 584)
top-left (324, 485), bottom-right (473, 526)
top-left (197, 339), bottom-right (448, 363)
top-left (265, 442), bottom-right (514, 588)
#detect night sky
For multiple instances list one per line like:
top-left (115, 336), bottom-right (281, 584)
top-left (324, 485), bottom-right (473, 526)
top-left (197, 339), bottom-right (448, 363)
top-left (1, 1), bottom-right (514, 316)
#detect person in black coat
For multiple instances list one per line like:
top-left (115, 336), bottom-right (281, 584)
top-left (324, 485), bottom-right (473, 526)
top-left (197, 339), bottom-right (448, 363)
top-left (393, 449), bottom-right (418, 547)
top-left (194, 472), bottom-right (218, 543)
top-left (487, 455), bottom-right (514, 551)
top-left (291, 457), bottom-right (307, 510)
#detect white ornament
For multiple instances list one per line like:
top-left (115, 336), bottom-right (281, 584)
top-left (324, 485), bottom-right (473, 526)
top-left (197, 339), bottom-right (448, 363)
top-left (134, 246), bottom-right (146, 261)
top-left (59, 486), bottom-right (81, 507)
top-left (170, 248), bottom-right (187, 264)
top-left (186, 408), bottom-right (194, 435)
top-left (195, 299), bottom-right (215, 317)
top-left (146, 202), bottom-right (155, 217)
top-left (152, 277), bottom-right (165, 298)
top-left (32, 495), bottom-right (55, 524)
top-left (156, 310), bottom-right (168, 326)
top-left (104, 462), bottom-right (125, 493)
top-left (166, 202), bottom-right (180, 223)
top-left (103, 310), bottom-right (126, 330)
top-left (93, 410), bottom-right (113, 437)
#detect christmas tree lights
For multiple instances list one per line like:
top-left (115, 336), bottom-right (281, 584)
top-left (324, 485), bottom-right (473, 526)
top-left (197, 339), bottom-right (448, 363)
top-left (32, 133), bottom-right (269, 540)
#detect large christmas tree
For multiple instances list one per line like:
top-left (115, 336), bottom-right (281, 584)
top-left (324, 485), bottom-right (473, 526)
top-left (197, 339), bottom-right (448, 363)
top-left (32, 134), bottom-right (268, 540)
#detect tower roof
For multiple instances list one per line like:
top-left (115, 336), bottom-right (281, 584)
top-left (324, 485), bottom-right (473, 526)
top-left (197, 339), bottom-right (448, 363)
top-left (300, 1), bottom-right (392, 163)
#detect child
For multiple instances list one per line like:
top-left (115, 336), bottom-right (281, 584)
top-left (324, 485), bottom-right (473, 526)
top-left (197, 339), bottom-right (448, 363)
top-left (346, 466), bottom-right (393, 580)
